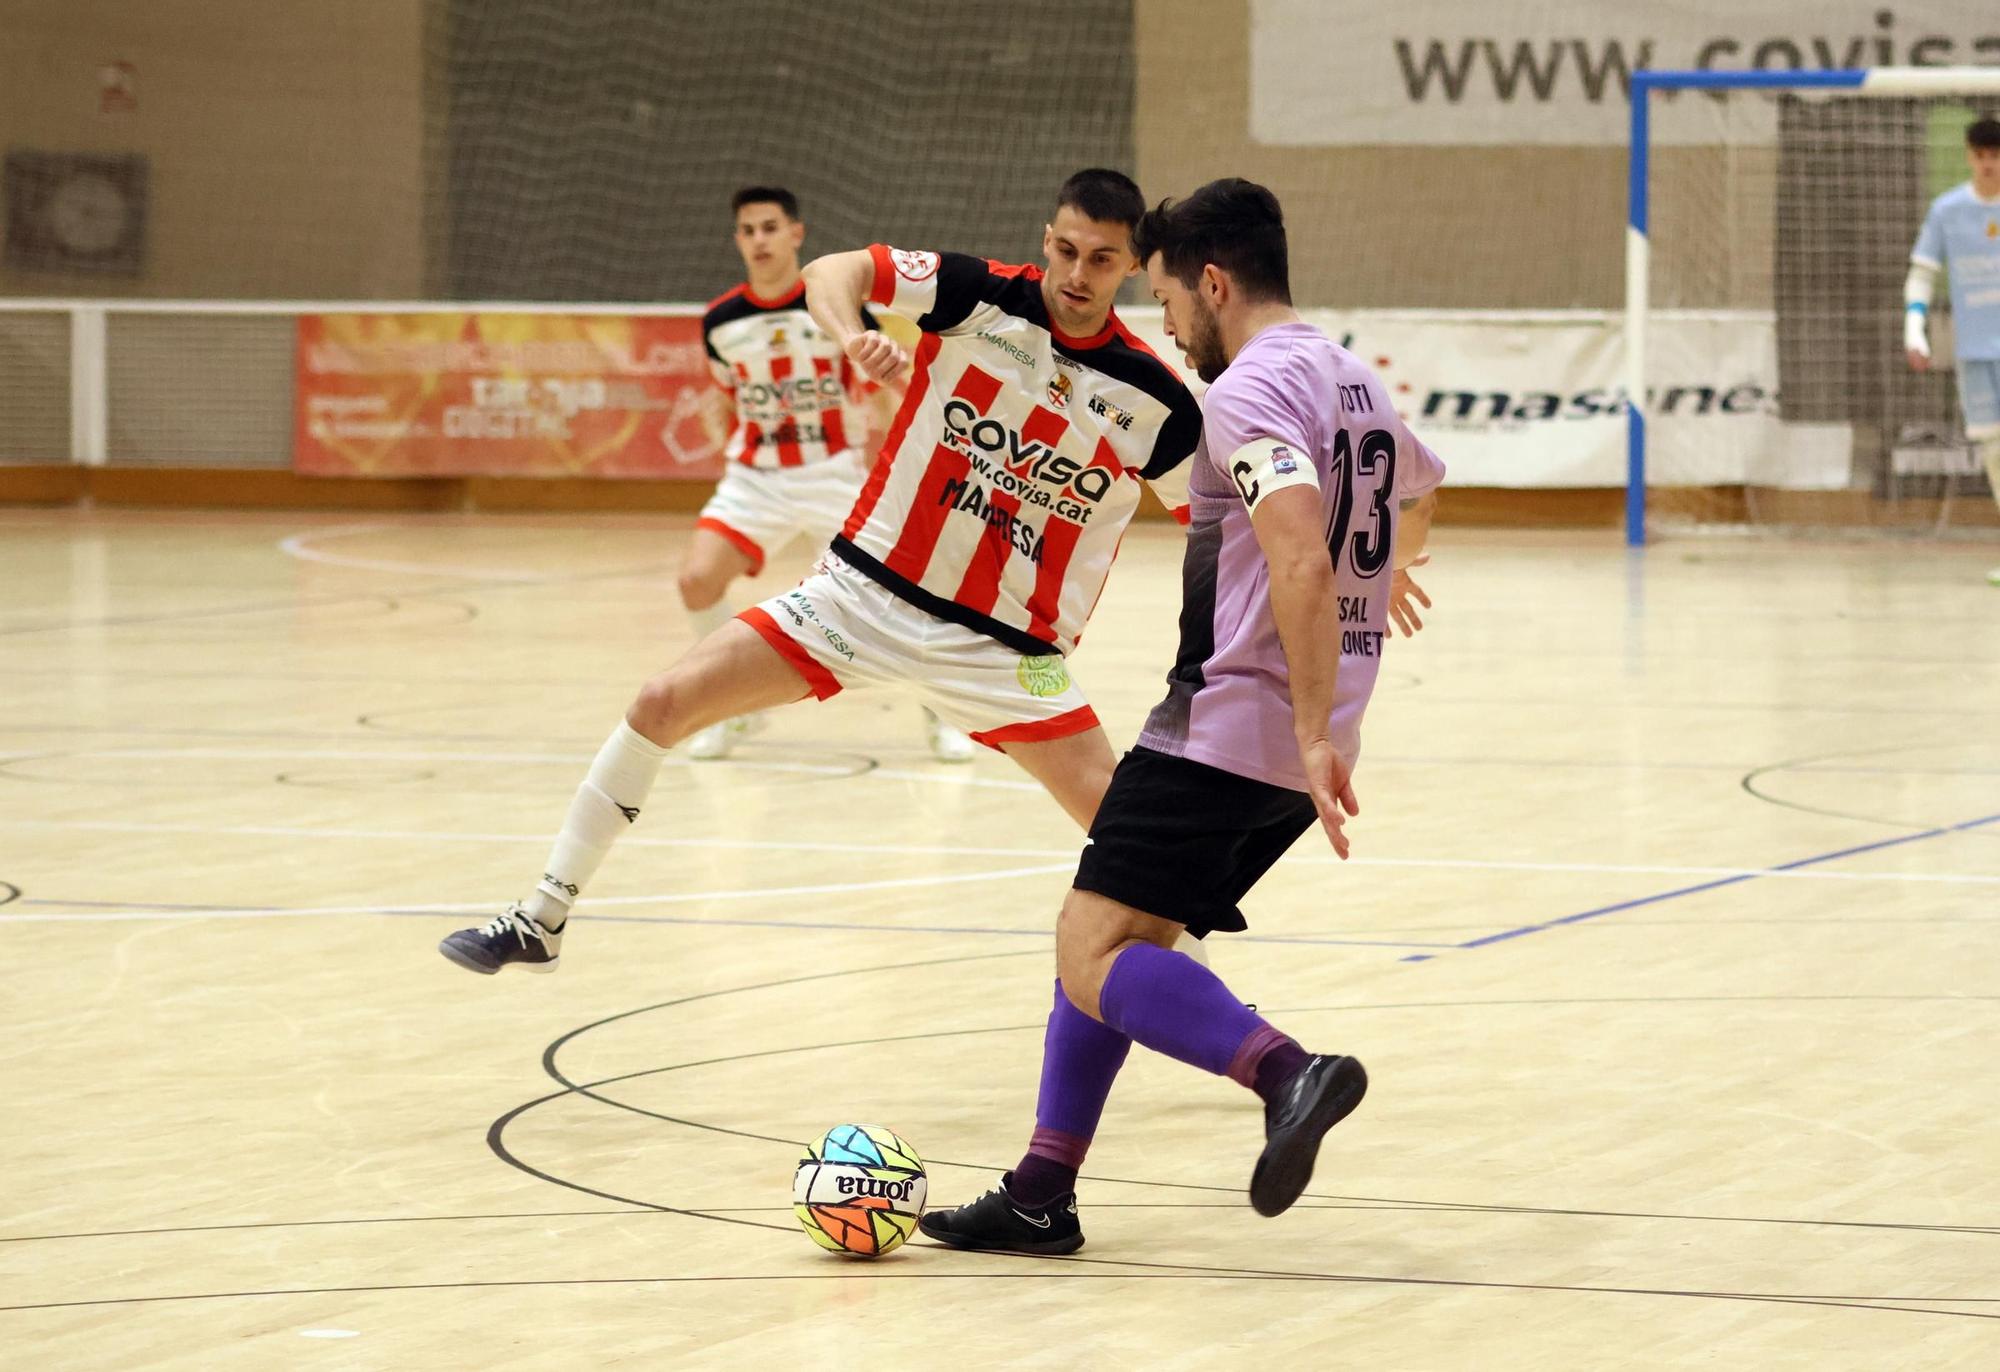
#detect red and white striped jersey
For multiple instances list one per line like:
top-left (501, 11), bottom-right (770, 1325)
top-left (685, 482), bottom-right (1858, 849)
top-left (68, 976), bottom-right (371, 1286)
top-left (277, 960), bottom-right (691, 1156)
top-left (703, 281), bottom-right (879, 469)
top-left (833, 245), bottom-right (1201, 657)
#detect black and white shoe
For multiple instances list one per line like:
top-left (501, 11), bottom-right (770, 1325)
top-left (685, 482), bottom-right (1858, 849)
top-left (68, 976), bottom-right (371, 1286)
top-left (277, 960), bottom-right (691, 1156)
top-left (438, 903), bottom-right (563, 975)
top-left (1249, 1054), bottom-right (1368, 1217)
top-left (917, 1173), bottom-right (1084, 1256)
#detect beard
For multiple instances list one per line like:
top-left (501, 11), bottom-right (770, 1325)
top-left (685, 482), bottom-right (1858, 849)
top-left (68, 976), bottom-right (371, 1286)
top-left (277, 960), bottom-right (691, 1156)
top-left (1185, 302), bottom-right (1227, 384)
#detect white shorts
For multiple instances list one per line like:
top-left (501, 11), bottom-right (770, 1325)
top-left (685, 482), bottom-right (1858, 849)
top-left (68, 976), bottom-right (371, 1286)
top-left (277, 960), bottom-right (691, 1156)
top-left (1957, 358), bottom-right (2000, 440)
top-left (696, 449), bottom-right (870, 573)
top-left (739, 553), bottom-right (1099, 751)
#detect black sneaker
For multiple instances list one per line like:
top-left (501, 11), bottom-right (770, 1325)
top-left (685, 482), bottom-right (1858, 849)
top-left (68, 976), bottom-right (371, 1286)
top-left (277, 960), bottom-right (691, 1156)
top-left (1249, 1054), bottom-right (1368, 1217)
top-left (438, 903), bottom-right (563, 975)
top-left (917, 1173), bottom-right (1084, 1256)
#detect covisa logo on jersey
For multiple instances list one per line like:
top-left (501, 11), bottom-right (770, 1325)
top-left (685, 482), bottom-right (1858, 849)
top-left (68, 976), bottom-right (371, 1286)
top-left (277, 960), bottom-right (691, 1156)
top-left (738, 373), bottom-right (844, 412)
top-left (940, 398), bottom-right (1115, 503)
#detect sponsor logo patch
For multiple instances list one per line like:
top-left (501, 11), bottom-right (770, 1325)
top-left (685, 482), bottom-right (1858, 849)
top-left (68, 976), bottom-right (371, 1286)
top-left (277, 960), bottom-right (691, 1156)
top-left (977, 329), bottom-right (1038, 368)
top-left (1016, 654), bottom-right (1070, 698)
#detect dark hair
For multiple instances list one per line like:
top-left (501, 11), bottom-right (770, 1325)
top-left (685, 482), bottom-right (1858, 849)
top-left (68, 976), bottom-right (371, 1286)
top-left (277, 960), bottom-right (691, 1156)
top-left (1132, 178), bottom-right (1291, 305)
top-left (731, 185), bottom-right (799, 220)
top-left (1054, 168), bottom-right (1145, 230)
top-left (1968, 117), bottom-right (2000, 150)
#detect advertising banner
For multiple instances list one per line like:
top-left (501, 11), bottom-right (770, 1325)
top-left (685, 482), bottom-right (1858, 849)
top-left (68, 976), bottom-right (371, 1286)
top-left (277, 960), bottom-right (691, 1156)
top-left (295, 311), bottom-right (725, 478)
top-left (299, 307), bottom-right (1850, 489)
top-left (1250, 1), bottom-right (2000, 147)
top-left (1118, 309), bottom-right (1851, 489)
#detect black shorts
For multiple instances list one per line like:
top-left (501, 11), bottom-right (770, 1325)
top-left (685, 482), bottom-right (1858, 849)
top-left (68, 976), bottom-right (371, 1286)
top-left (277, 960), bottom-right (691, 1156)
top-left (1072, 745), bottom-right (1318, 939)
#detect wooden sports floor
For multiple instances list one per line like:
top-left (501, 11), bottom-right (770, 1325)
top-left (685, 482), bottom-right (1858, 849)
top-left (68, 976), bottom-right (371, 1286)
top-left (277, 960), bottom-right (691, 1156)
top-left (3, 509), bottom-right (1996, 1369)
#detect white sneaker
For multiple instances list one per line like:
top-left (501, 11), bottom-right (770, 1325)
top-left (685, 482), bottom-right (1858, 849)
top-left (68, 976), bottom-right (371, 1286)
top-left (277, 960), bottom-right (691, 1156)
top-left (924, 710), bottom-right (976, 763)
top-left (686, 718), bottom-right (746, 760)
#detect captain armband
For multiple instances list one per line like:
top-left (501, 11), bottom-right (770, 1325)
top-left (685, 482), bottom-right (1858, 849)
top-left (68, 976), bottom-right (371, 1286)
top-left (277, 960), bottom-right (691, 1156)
top-left (1224, 436), bottom-right (1317, 513)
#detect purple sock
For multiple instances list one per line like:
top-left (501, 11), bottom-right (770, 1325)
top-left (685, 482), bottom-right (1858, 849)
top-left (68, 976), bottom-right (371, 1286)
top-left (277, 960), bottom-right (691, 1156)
top-left (1252, 1039), bottom-right (1311, 1105)
top-left (1010, 980), bottom-right (1131, 1206)
top-left (1097, 943), bottom-right (1306, 1096)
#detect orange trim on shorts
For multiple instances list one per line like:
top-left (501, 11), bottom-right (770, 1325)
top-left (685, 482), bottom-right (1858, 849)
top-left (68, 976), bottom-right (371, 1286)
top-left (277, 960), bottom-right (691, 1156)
top-left (696, 517), bottom-right (766, 574)
top-left (968, 704), bottom-right (1100, 753)
top-left (737, 606), bottom-right (843, 701)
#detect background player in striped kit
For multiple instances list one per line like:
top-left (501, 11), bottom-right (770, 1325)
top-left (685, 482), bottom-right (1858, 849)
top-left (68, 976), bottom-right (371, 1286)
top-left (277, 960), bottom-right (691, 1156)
top-left (438, 169), bottom-right (1207, 976)
top-left (678, 186), bottom-right (974, 760)
top-left (1903, 116), bottom-right (2000, 586)
top-left (920, 178), bottom-right (1445, 1254)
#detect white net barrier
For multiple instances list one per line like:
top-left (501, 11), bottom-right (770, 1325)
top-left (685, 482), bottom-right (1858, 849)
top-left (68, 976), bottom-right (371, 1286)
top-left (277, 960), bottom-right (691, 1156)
top-left (425, 0), bottom-right (1135, 301)
top-left (1644, 85), bottom-right (1999, 536)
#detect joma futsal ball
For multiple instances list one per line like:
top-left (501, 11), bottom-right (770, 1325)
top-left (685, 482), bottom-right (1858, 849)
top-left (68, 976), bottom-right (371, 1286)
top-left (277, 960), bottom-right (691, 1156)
top-left (793, 1124), bottom-right (927, 1257)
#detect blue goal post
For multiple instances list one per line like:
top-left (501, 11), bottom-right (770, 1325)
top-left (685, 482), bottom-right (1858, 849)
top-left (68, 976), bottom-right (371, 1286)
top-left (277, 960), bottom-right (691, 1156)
top-left (1624, 67), bottom-right (2000, 546)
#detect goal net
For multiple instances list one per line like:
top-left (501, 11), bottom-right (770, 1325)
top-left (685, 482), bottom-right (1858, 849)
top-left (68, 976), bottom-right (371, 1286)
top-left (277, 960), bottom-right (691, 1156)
top-left (1631, 70), bottom-right (2000, 540)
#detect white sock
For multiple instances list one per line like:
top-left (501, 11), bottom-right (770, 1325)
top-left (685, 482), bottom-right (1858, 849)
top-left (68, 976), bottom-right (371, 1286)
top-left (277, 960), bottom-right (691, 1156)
top-left (528, 720), bottom-right (670, 927)
top-left (1980, 438), bottom-right (2000, 513)
top-left (687, 599), bottom-right (734, 642)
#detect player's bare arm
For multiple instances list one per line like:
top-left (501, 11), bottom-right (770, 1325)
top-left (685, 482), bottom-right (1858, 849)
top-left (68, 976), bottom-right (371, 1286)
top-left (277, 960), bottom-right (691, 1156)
top-left (801, 250), bottom-right (906, 382)
top-left (1387, 489), bottom-right (1437, 637)
top-left (699, 362), bottom-right (736, 448)
top-left (1247, 477), bottom-right (1359, 857)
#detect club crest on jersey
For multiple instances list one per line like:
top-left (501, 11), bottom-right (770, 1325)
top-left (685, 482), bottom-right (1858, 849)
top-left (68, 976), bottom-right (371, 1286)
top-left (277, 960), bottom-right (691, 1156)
top-left (769, 326), bottom-right (788, 348)
top-left (891, 248), bottom-right (940, 282)
top-left (1270, 445), bottom-right (1298, 475)
top-left (1045, 371), bottom-right (1073, 411)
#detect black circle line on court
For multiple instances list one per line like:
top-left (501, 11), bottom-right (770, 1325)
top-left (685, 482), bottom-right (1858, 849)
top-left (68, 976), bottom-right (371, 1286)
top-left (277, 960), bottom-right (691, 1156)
top-left (516, 987), bottom-right (2000, 1239)
top-left (1741, 739), bottom-right (2000, 833)
top-left (469, 955), bottom-right (1996, 1323)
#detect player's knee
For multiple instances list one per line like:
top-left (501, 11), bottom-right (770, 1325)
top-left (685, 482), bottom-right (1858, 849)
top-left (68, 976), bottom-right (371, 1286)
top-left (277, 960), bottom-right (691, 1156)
top-left (627, 671), bottom-right (685, 741)
top-left (677, 566), bottom-right (729, 612)
top-left (1055, 950), bottom-right (1104, 1019)
top-left (1054, 896), bottom-right (1117, 1015)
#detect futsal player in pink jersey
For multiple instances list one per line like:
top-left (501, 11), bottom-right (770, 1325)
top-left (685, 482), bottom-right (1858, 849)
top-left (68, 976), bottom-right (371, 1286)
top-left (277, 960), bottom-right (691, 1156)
top-left (922, 178), bottom-right (1445, 1254)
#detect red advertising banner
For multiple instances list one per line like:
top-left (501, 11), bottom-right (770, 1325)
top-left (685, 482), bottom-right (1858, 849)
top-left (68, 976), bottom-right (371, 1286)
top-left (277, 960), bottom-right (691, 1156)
top-left (294, 312), bottom-right (726, 478)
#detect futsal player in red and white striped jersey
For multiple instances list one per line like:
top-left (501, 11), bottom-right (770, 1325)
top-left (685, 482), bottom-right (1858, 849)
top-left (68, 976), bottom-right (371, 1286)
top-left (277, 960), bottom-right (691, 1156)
top-left (440, 169), bottom-right (1203, 976)
top-left (676, 187), bottom-right (970, 760)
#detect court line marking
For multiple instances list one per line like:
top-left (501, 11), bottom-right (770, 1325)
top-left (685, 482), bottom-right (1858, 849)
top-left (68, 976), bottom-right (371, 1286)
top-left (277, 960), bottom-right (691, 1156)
top-left (0, 745), bottom-right (1044, 793)
top-left (0, 897), bottom-right (1449, 948)
top-left (3, 1271), bottom-right (1992, 1322)
top-left (9, 721), bottom-right (2000, 779)
top-left (1455, 811), bottom-right (2000, 952)
top-left (276, 524), bottom-right (563, 582)
top-left (0, 861), bottom-right (1083, 925)
top-left (5, 817), bottom-right (1996, 886)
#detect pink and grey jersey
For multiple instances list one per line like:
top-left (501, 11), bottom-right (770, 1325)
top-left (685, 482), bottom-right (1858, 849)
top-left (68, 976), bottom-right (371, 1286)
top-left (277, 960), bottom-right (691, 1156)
top-left (704, 281), bottom-right (876, 468)
top-left (1137, 323), bottom-right (1446, 791)
top-left (833, 245), bottom-right (1202, 657)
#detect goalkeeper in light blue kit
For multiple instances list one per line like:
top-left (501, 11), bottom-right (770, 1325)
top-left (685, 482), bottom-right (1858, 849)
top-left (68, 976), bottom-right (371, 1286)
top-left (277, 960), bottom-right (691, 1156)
top-left (1904, 115), bottom-right (2000, 585)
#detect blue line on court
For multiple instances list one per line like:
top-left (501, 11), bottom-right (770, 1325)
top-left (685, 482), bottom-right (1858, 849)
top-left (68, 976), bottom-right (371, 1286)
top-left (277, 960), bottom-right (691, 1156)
top-left (25, 811), bottom-right (1993, 958)
top-left (1454, 811), bottom-right (2000, 953)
